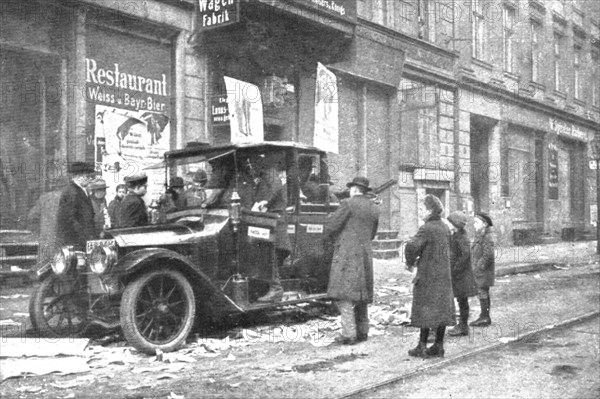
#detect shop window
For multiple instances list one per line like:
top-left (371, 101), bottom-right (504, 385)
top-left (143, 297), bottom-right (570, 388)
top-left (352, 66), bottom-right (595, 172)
top-left (1, 49), bottom-right (62, 230)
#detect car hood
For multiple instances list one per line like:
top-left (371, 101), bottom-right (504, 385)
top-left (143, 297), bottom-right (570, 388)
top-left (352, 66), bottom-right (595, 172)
top-left (108, 213), bottom-right (229, 247)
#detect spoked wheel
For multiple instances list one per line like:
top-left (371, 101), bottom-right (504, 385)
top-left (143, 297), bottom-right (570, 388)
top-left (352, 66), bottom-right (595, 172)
top-left (30, 275), bottom-right (89, 337)
top-left (120, 269), bottom-right (195, 354)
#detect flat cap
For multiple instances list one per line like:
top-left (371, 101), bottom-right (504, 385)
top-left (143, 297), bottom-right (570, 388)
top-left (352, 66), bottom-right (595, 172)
top-left (475, 212), bottom-right (493, 227)
top-left (169, 176), bottom-right (185, 188)
top-left (89, 178), bottom-right (107, 190)
top-left (447, 211), bottom-right (467, 229)
top-left (124, 174), bottom-right (148, 186)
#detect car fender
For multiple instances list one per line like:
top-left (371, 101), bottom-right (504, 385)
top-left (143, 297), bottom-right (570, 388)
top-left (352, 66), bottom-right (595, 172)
top-left (117, 248), bottom-right (243, 313)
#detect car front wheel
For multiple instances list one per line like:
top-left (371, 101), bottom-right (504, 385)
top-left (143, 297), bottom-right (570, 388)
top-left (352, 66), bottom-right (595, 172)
top-left (120, 269), bottom-right (196, 355)
top-left (30, 275), bottom-right (89, 337)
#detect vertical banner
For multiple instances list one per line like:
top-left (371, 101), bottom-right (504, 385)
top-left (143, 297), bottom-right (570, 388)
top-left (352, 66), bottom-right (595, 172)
top-left (224, 76), bottom-right (264, 144)
top-left (95, 105), bottom-right (170, 203)
top-left (314, 63), bottom-right (339, 154)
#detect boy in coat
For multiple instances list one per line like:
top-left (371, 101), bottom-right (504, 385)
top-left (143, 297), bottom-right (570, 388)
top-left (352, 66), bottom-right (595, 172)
top-left (324, 176), bottom-right (379, 345)
top-left (470, 212), bottom-right (495, 326)
top-left (120, 174), bottom-right (149, 228)
top-left (447, 211), bottom-right (477, 336)
top-left (405, 194), bottom-right (455, 358)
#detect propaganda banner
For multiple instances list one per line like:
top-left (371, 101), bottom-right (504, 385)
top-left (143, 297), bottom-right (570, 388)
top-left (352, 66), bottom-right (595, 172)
top-left (314, 63), bottom-right (339, 154)
top-left (224, 76), bottom-right (264, 144)
top-left (94, 105), bottom-right (170, 204)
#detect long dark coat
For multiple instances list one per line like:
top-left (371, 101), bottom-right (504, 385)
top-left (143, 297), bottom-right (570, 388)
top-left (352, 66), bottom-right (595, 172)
top-left (325, 195), bottom-right (379, 303)
top-left (472, 228), bottom-right (495, 288)
top-left (119, 192), bottom-right (148, 228)
top-left (55, 182), bottom-right (96, 250)
top-left (450, 229), bottom-right (477, 298)
top-left (405, 215), bottom-right (455, 328)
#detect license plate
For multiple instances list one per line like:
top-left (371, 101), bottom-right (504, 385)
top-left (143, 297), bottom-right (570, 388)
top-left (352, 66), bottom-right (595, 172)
top-left (86, 239), bottom-right (116, 254)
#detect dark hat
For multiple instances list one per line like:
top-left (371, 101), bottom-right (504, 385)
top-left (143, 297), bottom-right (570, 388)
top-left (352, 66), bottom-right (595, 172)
top-left (68, 162), bottom-right (96, 175)
top-left (169, 176), bottom-right (185, 188)
top-left (447, 211), bottom-right (467, 229)
top-left (346, 176), bottom-right (372, 191)
top-left (89, 178), bottom-right (107, 190)
top-left (193, 169), bottom-right (208, 184)
top-left (475, 212), bottom-right (493, 227)
top-left (124, 174), bottom-right (148, 186)
top-left (424, 194), bottom-right (444, 215)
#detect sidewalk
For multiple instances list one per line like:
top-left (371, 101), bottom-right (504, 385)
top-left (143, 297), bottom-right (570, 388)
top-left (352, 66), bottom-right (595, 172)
top-left (379, 239), bottom-right (599, 277)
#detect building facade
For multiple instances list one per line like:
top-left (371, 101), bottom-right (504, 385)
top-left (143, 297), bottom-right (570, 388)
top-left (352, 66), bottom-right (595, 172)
top-left (1, 0), bottom-right (599, 246)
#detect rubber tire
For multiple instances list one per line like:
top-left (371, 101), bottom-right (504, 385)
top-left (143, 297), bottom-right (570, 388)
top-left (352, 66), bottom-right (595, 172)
top-left (29, 275), bottom-right (88, 337)
top-left (120, 269), bottom-right (196, 355)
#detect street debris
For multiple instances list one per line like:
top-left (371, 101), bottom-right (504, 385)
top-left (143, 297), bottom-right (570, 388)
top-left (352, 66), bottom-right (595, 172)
top-left (1, 357), bottom-right (89, 382)
top-left (533, 274), bottom-right (541, 279)
top-left (15, 385), bottom-right (43, 393)
top-left (0, 319), bottom-right (20, 326)
top-left (49, 376), bottom-right (95, 389)
top-left (168, 393), bottom-right (185, 399)
top-left (0, 294), bottom-right (29, 299)
top-left (0, 338), bottom-right (89, 358)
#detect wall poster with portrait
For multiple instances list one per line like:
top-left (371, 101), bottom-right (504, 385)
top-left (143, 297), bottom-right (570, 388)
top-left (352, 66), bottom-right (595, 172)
top-left (85, 24), bottom-right (173, 204)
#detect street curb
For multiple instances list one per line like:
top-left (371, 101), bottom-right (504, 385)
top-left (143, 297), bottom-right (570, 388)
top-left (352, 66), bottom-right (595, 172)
top-left (495, 262), bottom-right (562, 277)
top-left (335, 310), bottom-right (600, 399)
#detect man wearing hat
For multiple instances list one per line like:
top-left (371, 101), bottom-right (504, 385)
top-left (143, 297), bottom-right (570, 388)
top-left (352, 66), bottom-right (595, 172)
top-left (88, 178), bottom-right (111, 235)
top-left (120, 174), bottom-right (149, 228)
top-left (470, 212), bottom-right (495, 327)
top-left (185, 169), bottom-right (208, 207)
top-left (55, 162), bottom-right (97, 250)
top-left (324, 176), bottom-right (380, 344)
top-left (158, 176), bottom-right (187, 213)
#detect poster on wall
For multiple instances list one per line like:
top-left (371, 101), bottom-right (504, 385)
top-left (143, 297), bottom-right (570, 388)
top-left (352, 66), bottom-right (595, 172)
top-left (548, 143), bottom-right (559, 200)
top-left (314, 62), bottom-right (339, 154)
top-left (224, 76), bottom-right (264, 143)
top-left (94, 105), bottom-right (170, 203)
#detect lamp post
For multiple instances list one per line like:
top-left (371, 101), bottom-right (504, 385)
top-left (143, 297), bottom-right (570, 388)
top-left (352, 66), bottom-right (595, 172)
top-left (590, 136), bottom-right (600, 254)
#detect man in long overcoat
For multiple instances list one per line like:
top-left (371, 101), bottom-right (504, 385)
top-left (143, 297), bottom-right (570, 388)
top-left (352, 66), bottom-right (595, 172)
top-left (120, 174), bottom-right (149, 228)
top-left (56, 162), bottom-right (97, 251)
top-left (470, 212), bottom-right (495, 327)
top-left (325, 176), bottom-right (379, 344)
top-left (405, 194), bottom-right (455, 358)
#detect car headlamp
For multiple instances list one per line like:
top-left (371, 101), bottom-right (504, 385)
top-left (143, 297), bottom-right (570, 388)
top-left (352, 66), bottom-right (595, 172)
top-left (52, 247), bottom-right (75, 275)
top-left (89, 246), bottom-right (117, 274)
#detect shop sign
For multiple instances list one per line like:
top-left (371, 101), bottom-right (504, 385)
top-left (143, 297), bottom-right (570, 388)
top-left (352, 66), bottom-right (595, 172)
top-left (549, 118), bottom-right (588, 141)
top-left (548, 143), bottom-right (559, 200)
top-left (195, 0), bottom-right (240, 31)
top-left (211, 95), bottom-right (229, 125)
top-left (290, 0), bottom-right (357, 23)
top-left (314, 62), bottom-right (339, 154)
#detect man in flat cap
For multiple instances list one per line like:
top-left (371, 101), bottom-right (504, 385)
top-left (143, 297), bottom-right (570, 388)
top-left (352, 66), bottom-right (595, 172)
top-left (55, 162), bottom-right (97, 250)
top-left (470, 212), bottom-right (495, 327)
top-left (120, 174), bottom-right (149, 228)
top-left (324, 176), bottom-right (380, 345)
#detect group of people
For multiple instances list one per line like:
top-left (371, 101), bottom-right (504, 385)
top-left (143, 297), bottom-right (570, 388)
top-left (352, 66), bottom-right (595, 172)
top-left (404, 194), bottom-right (495, 358)
top-left (324, 185), bottom-right (495, 357)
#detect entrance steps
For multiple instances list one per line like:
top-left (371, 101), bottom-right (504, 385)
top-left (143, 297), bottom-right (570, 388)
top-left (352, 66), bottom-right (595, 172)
top-left (373, 230), bottom-right (403, 260)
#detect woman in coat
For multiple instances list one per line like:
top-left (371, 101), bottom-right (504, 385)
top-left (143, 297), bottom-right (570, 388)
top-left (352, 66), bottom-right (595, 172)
top-left (447, 211), bottom-right (477, 336)
top-left (470, 212), bottom-right (495, 326)
top-left (405, 194), bottom-right (455, 358)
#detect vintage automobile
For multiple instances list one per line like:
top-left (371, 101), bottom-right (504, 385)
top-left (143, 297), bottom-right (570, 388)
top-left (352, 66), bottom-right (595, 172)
top-left (30, 141), bottom-right (354, 354)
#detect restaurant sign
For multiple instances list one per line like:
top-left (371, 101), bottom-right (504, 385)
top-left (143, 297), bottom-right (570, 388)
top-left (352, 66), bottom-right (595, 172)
top-left (195, 0), bottom-right (240, 31)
